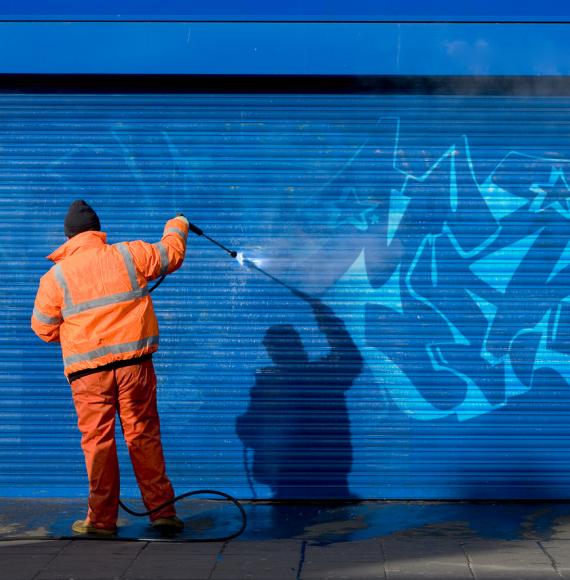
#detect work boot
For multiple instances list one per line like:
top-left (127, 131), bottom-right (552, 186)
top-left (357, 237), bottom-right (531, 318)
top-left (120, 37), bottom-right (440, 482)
top-left (72, 519), bottom-right (117, 536)
top-left (151, 516), bottom-right (184, 532)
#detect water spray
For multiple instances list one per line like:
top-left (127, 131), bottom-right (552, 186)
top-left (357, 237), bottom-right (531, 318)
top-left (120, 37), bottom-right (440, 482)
top-left (184, 221), bottom-right (307, 300)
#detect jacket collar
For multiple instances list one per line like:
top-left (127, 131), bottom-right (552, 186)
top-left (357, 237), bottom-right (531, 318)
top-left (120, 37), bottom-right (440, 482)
top-left (47, 231), bottom-right (108, 263)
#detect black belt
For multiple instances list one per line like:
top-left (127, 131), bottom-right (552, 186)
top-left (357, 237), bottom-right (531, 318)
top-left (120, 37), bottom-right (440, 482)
top-left (67, 354), bottom-right (152, 384)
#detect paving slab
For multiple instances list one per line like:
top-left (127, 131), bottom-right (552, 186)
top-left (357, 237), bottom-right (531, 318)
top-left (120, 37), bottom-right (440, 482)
top-left (142, 540), bottom-right (224, 556)
top-left (301, 539), bottom-right (385, 579)
top-left (0, 553), bottom-right (63, 580)
top-left (0, 541), bottom-right (69, 580)
top-left (383, 538), bottom-right (472, 579)
top-left (211, 544), bottom-right (302, 580)
top-left (124, 551), bottom-right (217, 580)
top-left (53, 540), bottom-right (144, 557)
top-left (211, 557), bottom-right (300, 580)
top-left (463, 539), bottom-right (560, 580)
top-left (302, 560), bottom-right (386, 580)
top-left (222, 539), bottom-right (303, 555)
top-left (0, 540), bottom-right (69, 553)
top-left (34, 540), bottom-right (144, 580)
top-left (304, 538), bottom-right (384, 560)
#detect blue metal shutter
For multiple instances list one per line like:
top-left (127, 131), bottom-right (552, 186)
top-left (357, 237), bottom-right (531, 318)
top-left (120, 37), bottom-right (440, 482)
top-left (1, 93), bottom-right (570, 499)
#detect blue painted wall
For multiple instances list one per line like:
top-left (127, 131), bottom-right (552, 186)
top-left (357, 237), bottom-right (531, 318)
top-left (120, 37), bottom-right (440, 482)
top-left (0, 0), bottom-right (568, 21)
top-left (0, 0), bottom-right (567, 75)
top-left (2, 93), bottom-right (570, 499)
top-left (0, 22), bottom-right (568, 75)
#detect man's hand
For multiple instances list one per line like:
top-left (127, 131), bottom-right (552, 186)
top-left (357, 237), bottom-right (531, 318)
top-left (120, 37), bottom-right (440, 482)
top-left (175, 213), bottom-right (189, 226)
top-left (176, 213), bottom-right (204, 237)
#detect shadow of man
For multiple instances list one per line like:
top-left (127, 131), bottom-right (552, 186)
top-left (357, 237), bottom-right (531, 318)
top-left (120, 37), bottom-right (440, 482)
top-left (237, 296), bottom-right (363, 499)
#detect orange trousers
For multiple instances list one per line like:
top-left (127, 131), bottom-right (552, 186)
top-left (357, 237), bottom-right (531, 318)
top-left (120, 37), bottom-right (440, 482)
top-left (71, 359), bottom-right (176, 529)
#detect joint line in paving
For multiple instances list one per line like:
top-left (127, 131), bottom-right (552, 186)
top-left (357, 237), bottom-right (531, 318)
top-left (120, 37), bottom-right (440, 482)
top-left (207, 540), bottom-right (229, 580)
top-left (296, 540), bottom-right (307, 580)
top-left (380, 538), bottom-right (387, 580)
top-left (30, 540), bottom-right (72, 580)
top-left (120, 540), bottom-right (150, 579)
top-left (538, 541), bottom-right (564, 579)
top-left (460, 540), bottom-right (477, 580)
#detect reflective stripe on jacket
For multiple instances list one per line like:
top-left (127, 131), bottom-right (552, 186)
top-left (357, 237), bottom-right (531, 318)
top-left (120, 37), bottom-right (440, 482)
top-left (31, 216), bottom-right (189, 377)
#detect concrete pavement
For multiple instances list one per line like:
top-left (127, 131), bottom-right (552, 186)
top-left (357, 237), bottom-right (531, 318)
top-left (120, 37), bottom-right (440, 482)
top-left (3, 537), bottom-right (570, 579)
top-left (4, 500), bottom-right (570, 578)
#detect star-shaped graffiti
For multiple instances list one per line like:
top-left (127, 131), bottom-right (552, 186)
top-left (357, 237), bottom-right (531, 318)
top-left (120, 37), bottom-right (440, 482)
top-left (529, 168), bottom-right (570, 216)
top-left (331, 187), bottom-right (377, 231)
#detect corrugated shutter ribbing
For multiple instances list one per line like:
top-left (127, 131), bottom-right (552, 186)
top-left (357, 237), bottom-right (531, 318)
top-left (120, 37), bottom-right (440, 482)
top-left (1, 94), bottom-right (570, 499)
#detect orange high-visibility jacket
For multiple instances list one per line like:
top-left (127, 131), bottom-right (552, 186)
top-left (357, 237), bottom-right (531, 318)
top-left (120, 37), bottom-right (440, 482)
top-left (31, 216), bottom-right (189, 377)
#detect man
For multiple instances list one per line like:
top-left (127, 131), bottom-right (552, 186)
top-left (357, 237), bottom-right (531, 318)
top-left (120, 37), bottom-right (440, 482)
top-left (31, 199), bottom-right (189, 536)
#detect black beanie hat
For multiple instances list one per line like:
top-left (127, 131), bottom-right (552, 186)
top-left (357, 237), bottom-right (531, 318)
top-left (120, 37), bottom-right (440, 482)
top-left (64, 200), bottom-right (101, 238)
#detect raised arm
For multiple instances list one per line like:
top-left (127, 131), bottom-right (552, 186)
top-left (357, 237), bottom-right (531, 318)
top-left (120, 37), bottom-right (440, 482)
top-left (126, 215), bottom-right (190, 282)
top-left (310, 299), bottom-right (363, 377)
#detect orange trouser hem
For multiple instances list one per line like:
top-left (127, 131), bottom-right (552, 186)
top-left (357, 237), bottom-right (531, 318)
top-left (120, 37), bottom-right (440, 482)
top-left (71, 359), bottom-right (176, 529)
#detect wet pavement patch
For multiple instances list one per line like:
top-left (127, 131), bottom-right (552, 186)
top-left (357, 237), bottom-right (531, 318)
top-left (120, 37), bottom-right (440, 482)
top-left (3, 499), bottom-right (570, 543)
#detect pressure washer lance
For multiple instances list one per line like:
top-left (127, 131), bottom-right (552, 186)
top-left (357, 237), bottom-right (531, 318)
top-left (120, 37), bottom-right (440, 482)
top-left (149, 222), bottom-right (304, 302)
top-left (187, 221), bottom-right (238, 259)
top-left (150, 219), bottom-right (308, 300)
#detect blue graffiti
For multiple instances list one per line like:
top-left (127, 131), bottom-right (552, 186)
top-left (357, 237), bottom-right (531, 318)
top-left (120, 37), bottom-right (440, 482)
top-left (325, 121), bottom-right (570, 421)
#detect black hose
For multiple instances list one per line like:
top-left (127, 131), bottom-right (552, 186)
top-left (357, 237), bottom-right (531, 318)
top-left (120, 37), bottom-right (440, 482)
top-left (148, 273), bottom-right (167, 293)
top-left (119, 490), bottom-right (247, 542)
top-left (243, 446), bottom-right (258, 500)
